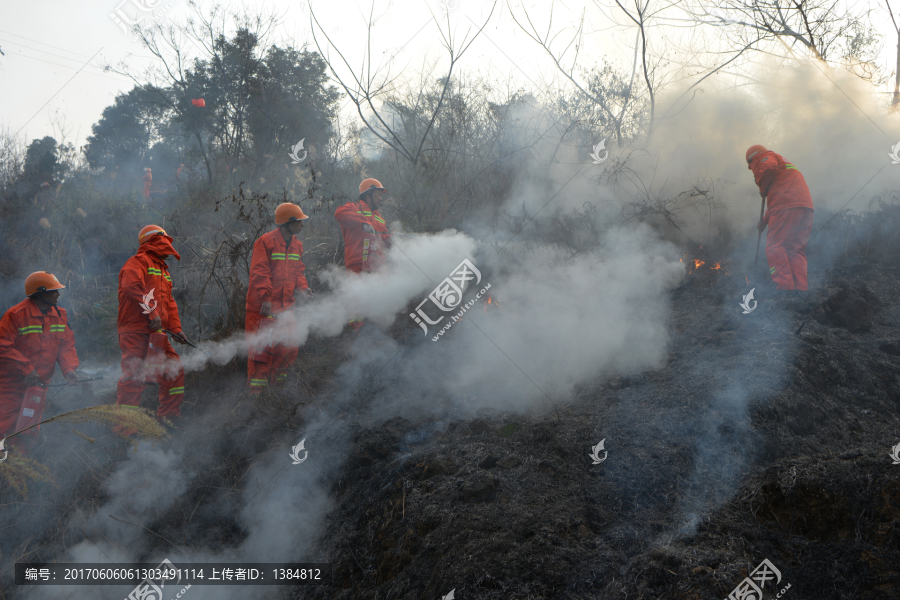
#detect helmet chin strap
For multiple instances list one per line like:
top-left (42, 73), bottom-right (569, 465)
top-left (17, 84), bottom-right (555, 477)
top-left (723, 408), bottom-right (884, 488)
top-left (31, 291), bottom-right (55, 310)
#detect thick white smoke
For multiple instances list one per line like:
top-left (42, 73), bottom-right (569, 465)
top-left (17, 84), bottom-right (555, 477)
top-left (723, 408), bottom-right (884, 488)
top-left (505, 60), bottom-right (900, 246)
top-left (177, 229), bottom-right (478, 372)
top-left (27, 54), bottom-right (900, 600)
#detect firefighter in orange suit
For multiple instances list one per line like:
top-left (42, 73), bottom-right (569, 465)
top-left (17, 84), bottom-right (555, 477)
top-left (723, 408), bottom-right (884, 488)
top-left (246, 203), bottom-right (311, 392)
top-left (0, 272), bottom-right (79, 441)
top-left (747, 145), bottom-right (815, 291)
top-left (117, 225), bottom-right (189, 420)
top-left (335, 178), bottom-right (392, 273)
top-left (334, 178), bottom-right (392, 330)
top-left (143, 168), bottom-right (152, 199)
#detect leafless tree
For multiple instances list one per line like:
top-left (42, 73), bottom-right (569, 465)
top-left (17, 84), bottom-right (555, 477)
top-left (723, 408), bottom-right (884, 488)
top-left (509, 0), bottom-right (681, 141)
top-left (310, 2), bottom-right (496, 166)
top-left (885, 0), bottom-right (900, 108)
top-left (689, 0), bottom-right (881, 75)
top-left (0, 127), bottom-right (24, 189)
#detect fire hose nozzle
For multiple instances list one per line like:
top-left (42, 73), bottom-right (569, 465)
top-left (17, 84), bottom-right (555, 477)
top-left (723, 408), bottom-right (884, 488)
top-left (163, 329), bottom-right (197, 348)
top-left (43, 376), bottom-right (104, 388)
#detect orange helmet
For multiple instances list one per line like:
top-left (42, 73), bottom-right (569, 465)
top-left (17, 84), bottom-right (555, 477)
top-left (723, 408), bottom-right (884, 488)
top-left (25, 271), bottom-right (65, 297)
top-left (746, 145), bottom-right (767, 167)
top-left (274, 203), bottom-right (309, 225)
top-left (359, 178), bottom-right (386, 198)
top-left (139, 224), bottom-right (172, 242)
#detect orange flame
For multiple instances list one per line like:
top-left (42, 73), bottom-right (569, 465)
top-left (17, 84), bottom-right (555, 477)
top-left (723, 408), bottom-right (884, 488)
top-left (711, 263), bottom-right (722, 270)
top-left (693, 259), bottom-right (705, 270)
top-left (745, 275), bottom-right (749, 285)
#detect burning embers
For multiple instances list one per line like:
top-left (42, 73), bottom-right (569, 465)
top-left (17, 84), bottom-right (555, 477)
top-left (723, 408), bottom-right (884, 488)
top-left (483, 295), bottom-right (501, 314)
top-left (680, 253), bottom-right (727, 275)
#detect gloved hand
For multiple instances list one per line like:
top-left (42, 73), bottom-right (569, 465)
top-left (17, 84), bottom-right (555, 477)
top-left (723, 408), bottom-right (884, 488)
top-left (172, 331), bottom-right (190, 345)
top-left (260, 302), bottom-right (273, 317)
top-left (23, 370), bottom-right (41, 387)
top-left (64, 371), bottom-right (80, 386)
top-left (149, 315), bottom-right (162, 331)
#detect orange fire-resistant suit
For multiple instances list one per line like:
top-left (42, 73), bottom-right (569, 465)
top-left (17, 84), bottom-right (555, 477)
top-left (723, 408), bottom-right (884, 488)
top-left (142, 171), bottom-right (152, 199)
top-left (334, 199), bottom-right (391, 330)
top-left (245, 229), bottom-right (309, 391)
top-left (750, 151), bottom-right (815, 290)
top-left (117, 235), bottom-right (184, 418)
top-left (334, 199), bottom-right (392, 274)
top-left (0, 298), bottom-right (79, 437)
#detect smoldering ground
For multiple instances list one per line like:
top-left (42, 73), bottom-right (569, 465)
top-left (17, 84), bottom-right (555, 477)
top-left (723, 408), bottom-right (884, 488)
top-left (8, 56), bottom-right (900, 600)
top-left (13, 218), bottom-right (685, 600)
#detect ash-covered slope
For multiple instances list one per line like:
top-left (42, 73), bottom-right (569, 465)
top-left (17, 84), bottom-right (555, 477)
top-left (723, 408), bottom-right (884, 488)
top-left (295, 250), bottom-right (900, 599)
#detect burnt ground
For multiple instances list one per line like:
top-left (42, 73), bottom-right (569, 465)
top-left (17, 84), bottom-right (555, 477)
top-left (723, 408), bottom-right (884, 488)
top-left (3, 208), bottom-right (900, 600)
top-left (292, 259), bottom-right (900, 598)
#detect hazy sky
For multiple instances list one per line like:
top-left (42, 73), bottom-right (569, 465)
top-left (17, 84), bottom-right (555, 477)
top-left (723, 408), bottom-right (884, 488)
top-left (0, 0), bottom-right (592, 149)
top-left (1, 0), bottom-right (897, 150)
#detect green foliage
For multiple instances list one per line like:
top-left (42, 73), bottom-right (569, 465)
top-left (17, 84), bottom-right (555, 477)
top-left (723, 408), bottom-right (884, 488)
top-left (23, 136), bottom-right (62, 184)
top-left (84, 87), bottom-right (164, 172)
top-left (85, 28), bottom-right (339, 191)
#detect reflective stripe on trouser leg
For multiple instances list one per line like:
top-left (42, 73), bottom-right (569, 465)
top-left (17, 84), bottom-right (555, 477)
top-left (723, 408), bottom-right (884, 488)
top-left (249, 379), bottom-right (269, 391)
top-left (117, 333), bottom-right (149, 408)
top-left (246, 309), bottom-right (262, 388)
top-left (246, 308), bottom-right (274, 391)
top-left (248, 361), bottom-right (273, 392)
top-left (765, 212), bottom-right (795, 290)
top-left (765, 207), bottom-right (813, 291)
top-left (273, 344), bottom-right (299, 385)
top-left (784, 208), bottom-right (813, 291)
top-left (156, 335), bottom-right (184, 418)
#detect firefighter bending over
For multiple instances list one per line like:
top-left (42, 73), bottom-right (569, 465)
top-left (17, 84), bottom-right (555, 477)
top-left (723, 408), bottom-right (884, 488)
top-left (747, 145), bottom-right (815, 292)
